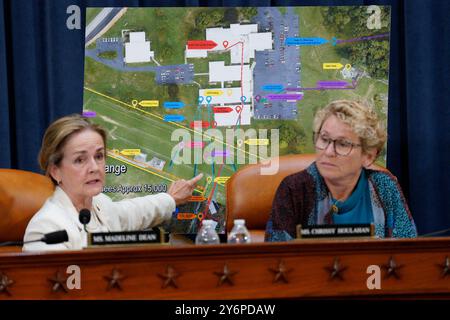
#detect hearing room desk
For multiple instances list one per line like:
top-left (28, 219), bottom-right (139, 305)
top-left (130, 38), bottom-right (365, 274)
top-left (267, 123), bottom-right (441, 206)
top-left (0, 238), bottom-right (450, 299)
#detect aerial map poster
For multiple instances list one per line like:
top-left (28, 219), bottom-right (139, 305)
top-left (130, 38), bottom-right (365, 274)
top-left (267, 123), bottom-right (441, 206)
top-left (83, 6), bottom-right (391, 234)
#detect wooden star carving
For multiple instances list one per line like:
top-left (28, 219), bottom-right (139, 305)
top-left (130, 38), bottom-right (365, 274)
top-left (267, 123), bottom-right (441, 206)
top-left (324, 258), bottom-right (348, 281)
top-left (437, 256), bottom-right (450, 278)
top-left (48, 270), bottom-right (68, 293)
top-left (0, 271), bottom-right (14, 296)
top-left (157, 266), bottom-right (180, 289)
top-left (382, 256), bottom-right (403, 280)
top-left (269, 260), bottom-right (293, 284)
top-left (214, 264), bottom-right (238, 286)
top-left (104, 268), bottom-right (126, 291)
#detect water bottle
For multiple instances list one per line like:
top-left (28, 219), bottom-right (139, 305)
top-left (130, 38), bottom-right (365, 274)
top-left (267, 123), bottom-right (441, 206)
top-left (227, 219), bottom-right (251, 244)
top-left (195, 220), bottom-right (220, 245)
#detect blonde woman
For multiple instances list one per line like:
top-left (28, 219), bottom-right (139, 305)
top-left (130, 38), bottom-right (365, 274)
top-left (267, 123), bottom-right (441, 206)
top-left (265, 100), bottom-right (417, 241)
top-left (24, 114), bottom-right (202, 251)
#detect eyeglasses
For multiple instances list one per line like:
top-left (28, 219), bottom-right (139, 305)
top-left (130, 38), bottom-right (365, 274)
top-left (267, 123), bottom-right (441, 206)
top-left (313, 132), bottom-right (361, 156)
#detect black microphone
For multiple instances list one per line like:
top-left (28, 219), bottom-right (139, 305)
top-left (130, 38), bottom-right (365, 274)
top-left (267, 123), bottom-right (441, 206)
top-left (41, 230), bottom-right (69, 244)
top-left (0, 230), bottom-right (69, 246)
top-left (79, 208), bottom-right (91, 232)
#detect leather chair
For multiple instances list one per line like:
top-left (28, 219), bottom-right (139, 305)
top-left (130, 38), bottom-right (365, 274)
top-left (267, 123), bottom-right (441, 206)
top-left (225, 154), bottom-right (388, 243)
top-left (0, 169), bottom-right (54, 242)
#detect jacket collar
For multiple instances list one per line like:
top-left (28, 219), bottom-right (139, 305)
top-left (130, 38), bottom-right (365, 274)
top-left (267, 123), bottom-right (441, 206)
top-left (52, 187), bottom-right (109, 231)
top-left (51, 186), bottom-right (85, 231)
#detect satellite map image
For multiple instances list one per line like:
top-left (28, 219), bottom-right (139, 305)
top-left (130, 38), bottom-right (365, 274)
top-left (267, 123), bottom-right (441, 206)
top-left (83, 6), bottom-right (391, 233)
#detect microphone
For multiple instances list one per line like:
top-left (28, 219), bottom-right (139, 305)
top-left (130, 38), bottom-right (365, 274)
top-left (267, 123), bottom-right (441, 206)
top-left (79, 208), bottom-right (91, 232)
top-left (0, 230), bottom-right (69, 246)
top-left (41, 230), bottom-right (69, 244)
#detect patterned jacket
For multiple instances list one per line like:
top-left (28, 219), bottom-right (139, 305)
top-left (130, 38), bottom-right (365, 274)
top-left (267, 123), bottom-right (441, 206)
top-left (265, 162), bottom-right (417, 241)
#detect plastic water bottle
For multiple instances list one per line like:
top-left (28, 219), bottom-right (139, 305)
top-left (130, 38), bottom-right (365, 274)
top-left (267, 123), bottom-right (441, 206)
top-left (227, 219), bottom-right (251, 244)
top-left (195, 220), bottom-right (220, 245)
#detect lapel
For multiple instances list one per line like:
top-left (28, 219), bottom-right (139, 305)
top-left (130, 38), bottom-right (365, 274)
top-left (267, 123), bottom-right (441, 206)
top-left (52, 186), bottom-right (85, 232)
top-left (91, 194), bottom-right (110, 230)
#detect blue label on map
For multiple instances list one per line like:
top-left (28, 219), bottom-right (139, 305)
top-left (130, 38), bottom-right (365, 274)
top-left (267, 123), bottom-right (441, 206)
top-left (164, 102), bottom-right (185, 109)
top-left (164, 115), bottom-right (185, 122)
top-left (262, 84), bottom-right (284, 91)
top-left (285, 37), bottom-right (329, 46)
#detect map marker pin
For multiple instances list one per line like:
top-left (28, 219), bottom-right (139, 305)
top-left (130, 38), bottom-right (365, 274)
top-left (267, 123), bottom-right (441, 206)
top-left (254, 95), bottom-right (261, 102)
top-left (235, 106), bottom-right (242, 113)
top-left (198, 96), bottom-right (204, 104)
top-left (223, 40), bottom-right (229, 48)
top-left (331, 37), bottom-right (337, 46)
top-left (206, 96), bottom-right (212, 104)
top-left (131, 100), bottom-right (138, 107)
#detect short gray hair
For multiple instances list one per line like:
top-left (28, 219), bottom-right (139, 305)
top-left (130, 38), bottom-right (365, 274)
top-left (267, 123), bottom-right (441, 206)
top-left (313, 100), bottom-right (387, 154)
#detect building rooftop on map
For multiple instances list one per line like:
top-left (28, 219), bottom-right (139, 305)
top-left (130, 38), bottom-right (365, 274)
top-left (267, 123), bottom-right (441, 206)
top-left (199, 87), bottom-right (251, 106)
top-left (148, 157), bottom-right (166, 171)
top-left (207, 24), bottom-right (272, 64)
top-left (124, 31), bottom-right (154, 63)
top-left (213, 104), bottom-right (252, 127)
top-left (185, 46), bottom-right (208, 58)
top-left (134, 153), bottom-right (147, 163)
top-left (208, 61), bottom-right (251, 83)
top-left (185, 24), bottom-right (273, 64)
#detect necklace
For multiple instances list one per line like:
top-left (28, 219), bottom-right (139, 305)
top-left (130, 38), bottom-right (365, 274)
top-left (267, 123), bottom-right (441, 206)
top-left (331, 202), bottom-right (339, 214)
top-left (324, 194), bottom-right (345, 224)
top-left (330, 196), bottom-right (343, 214)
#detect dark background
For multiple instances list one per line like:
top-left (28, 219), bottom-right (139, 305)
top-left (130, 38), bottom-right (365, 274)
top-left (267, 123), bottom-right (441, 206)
top-left (1, 0), bottom-right (449, 236)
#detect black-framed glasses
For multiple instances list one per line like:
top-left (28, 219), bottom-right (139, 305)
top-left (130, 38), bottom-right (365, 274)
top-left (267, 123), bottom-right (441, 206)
top-left (313, 132), bottom-right (361, 156)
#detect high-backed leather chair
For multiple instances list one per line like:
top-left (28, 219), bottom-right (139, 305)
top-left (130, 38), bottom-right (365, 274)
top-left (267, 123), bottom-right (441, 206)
top-left (225, 154), bottom-right (388, 242)
top-left (0, 169), bottom-right (54, 242)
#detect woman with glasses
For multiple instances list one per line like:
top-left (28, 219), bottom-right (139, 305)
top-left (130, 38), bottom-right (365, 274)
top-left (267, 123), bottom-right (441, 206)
top-left (265, 100), bottom-right (417, 241)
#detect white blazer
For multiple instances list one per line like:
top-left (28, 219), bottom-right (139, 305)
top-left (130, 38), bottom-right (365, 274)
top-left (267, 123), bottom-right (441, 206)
top-left (23, 186), bottom-right (176, 251)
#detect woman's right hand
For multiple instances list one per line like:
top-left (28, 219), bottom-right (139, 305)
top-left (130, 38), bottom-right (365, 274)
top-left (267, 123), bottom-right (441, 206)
top-left (167, 173), bottom-right (203, 206)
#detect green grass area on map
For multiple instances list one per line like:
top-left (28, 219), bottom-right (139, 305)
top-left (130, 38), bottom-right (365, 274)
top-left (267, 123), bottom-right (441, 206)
top-left (297, 7), bottom-right (388, 166)
top-left (83, 90), bottom-right (245, 209)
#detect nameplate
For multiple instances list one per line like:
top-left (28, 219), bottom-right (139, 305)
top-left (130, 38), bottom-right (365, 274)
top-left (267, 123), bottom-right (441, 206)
top-left (296, 224), bottom-right (374, 239)
top-left (88, 228), bottom-right (168, 246)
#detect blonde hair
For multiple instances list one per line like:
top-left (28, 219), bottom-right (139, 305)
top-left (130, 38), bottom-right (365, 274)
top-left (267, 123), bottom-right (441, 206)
top-left (38, 114), bottom-right (107, 185)
top-left (313, 100), bottom-right (387, 154)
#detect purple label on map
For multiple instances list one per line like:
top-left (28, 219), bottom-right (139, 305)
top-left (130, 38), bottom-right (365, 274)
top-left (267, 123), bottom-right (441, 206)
top-left (267, 94), bottom-right (303, 101)
top-left (317, 81), bottom-right (349, 88)
top-left (211, 150), bottom-right (230, 157)
top-left (82, 111), bottom-right (96, 118)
